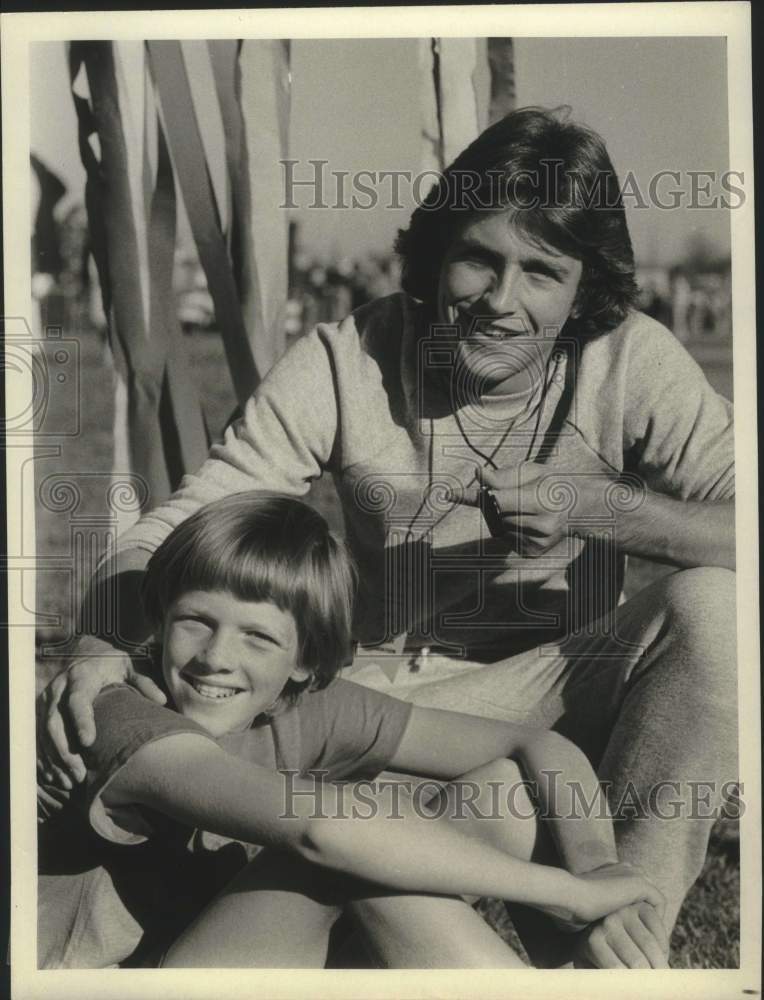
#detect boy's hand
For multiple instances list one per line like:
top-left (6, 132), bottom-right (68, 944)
top-left (573, 901), bottom-right (670, 969)
top-left (37, 638), bottom-right (166, 788)
top-left (566, 861), bottom-right (665, 928)
top-left (539, 862), bottom-right (669, 967)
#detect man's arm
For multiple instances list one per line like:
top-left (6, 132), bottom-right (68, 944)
top-left (37, 551), bottom-right (161, 785)
top-left (473, 464), bottom-right (735, 570)
top-left (596, 489), bottom-right (735, 570)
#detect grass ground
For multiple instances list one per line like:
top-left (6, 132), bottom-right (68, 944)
top-left (33, 322), bottom-right (738, 968)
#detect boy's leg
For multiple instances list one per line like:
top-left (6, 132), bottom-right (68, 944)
top-left (166, 764), bottom-right (534, 969)
top-left (162, 850), bottom-right (344, 967)
top-left (164, 853), bottom-right (525, 970)
top-left (345, 758), bottom-right (535, 968)
top-left (346, 894), bottom-right (525, 968)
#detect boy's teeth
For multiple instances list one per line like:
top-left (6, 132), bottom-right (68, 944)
top-left (189, 679), bottom-right (239, 700)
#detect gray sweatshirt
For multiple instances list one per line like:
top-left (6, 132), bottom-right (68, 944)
top-left (108, 293), bottom-right (734, 660)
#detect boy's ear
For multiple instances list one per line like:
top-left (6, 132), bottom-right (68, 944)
top-left (290, 663), bottom-right (312, 684)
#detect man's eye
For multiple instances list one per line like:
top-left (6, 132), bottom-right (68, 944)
top-left (454, 254), bottom-right (491, 269)
top-left (524, 265), bottom-right (558, 282)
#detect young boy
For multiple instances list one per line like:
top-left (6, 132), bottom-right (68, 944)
top-left (38, 493), bottom-right (667, 969)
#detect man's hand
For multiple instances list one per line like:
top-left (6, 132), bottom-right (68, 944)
top-left (473, 462), bottom-right (618, 557)
top-left (573, 901), bottom-right (670, 969)
top-left (37, 638), bottom-right (166, 787)
top-left (454, 461), bottom-right (735, 570)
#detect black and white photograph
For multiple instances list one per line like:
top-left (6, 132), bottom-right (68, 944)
top-left (4, 5), bottom-right (760, 998)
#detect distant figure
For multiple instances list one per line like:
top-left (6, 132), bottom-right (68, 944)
top-left (30, 153), bottom-right (66, 281)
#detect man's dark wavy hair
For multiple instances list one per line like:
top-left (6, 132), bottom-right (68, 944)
top-left (395, 106), bottom-right (638, 338)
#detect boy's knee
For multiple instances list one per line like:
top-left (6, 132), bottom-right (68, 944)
top-left (464, 758), bottom-right (527, 803)
top-left (459, 758), bottom-right (535, 822)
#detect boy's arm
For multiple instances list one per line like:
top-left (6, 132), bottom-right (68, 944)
top-left (388, 706), bottom-right (668, 967)
top-left (105, 731), bottom-right (661, 924)
top-left (389, 706), bottom-right (617, 873)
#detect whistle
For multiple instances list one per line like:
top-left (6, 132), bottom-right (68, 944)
top-left (478, 486), bottom-right (505, 537)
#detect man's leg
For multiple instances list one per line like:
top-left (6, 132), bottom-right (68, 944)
top-left (347, 567), bottom-right (738, 933)
top-left (574, 567), bottom-right (738, 930)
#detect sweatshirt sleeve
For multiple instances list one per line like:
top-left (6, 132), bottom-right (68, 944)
top-left (621, 317), bottom-right (734, 501)
top-left (107, 327), bottom-right (340, 564)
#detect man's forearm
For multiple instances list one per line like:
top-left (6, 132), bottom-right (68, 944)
top-left (574, 483), bottom-right (735, 570)
top-left (610, 493), bottom-right (735, 570)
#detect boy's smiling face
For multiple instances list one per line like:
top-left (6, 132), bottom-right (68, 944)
top-left (159, 590), bottom-right (310, 737)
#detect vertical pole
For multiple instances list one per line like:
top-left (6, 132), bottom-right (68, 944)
top-left (487, 37), bottom-right (516, 125)
top-left (420, 37), bottom-right (481, 174)
top-left (237, 40), bottom-right (292, 376)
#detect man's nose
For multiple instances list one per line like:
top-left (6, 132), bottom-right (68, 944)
top-left (484, 264), bottom-right (521, 314)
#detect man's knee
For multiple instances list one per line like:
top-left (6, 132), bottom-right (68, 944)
top-left (661, 566), bottom-right (736, 646)
top-left (662, 566), bottom-right (736, 622)
top-left (657, 566), bottom-right (737, 711)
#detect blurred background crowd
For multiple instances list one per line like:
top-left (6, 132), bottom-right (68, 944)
top-left (32, 158), bottom-right (731, 347)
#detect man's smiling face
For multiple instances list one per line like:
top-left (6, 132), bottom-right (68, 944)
top-left (438, 211), bottom-right (583, 397)
top-left (160, 589), bottom-right (310, 737)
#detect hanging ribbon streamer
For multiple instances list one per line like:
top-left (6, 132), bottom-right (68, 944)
top-left (147, 39), bottom-right (259, 406)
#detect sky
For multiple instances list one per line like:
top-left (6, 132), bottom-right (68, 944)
top-left (30, 35), bottom-right (732, 267)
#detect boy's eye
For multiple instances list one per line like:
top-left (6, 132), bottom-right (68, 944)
top-left (244, 630), bottom-right (278, 646)
top-left (175, 615), bottom-right (211, 631)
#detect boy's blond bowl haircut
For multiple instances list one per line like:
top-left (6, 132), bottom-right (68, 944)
top-left (141, 492), bottom-right (358, 702)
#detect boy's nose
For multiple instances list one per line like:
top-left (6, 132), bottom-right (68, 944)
top-left (199, 632), bottom-right (234, 672)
